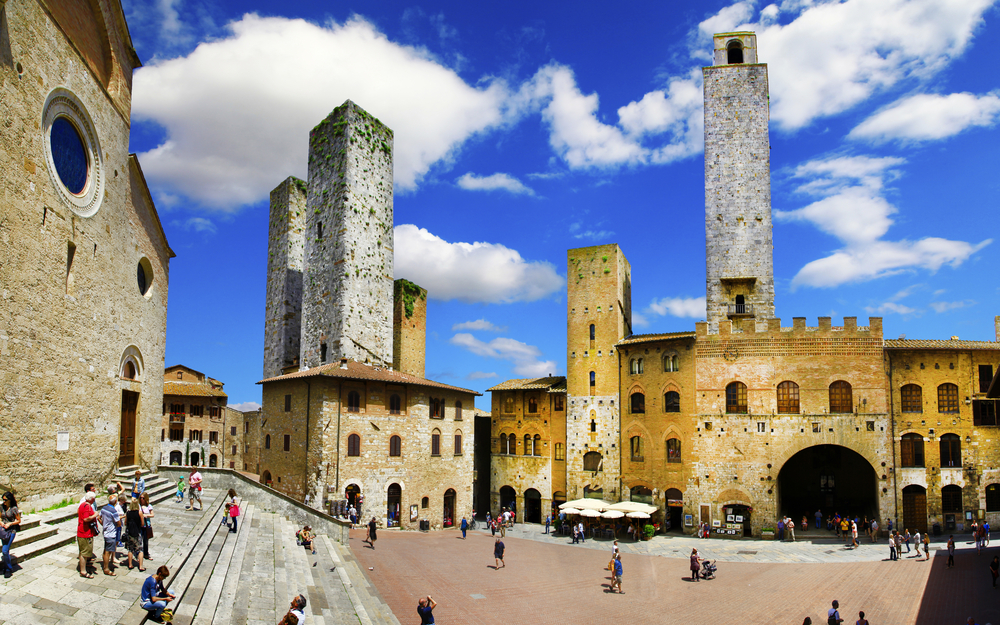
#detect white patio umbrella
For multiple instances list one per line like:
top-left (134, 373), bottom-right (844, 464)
top-left (626, 511), bottom-right (650, 519)
top-left (601, 510), bottom-right (625, 519)
top-left (578, 509), bottom-right (602, 518)
top-left (560, 499), bottom-right (613, 512)
top-left (561, 508), bottom-right (582, 515)
top-left (608, 501), bottom-right (658, 514)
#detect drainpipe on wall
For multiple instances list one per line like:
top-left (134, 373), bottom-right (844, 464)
top-left (617, 344), bottom-right (623, 503)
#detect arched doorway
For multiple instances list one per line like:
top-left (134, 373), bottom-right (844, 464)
top-left (552, 491), bottom-right (566, 520)
top-left (345, 484), bottom-right (361, 512)
top-left (261, 471), bottom-right (272, 487)
top-left (664, 488), bottom-right (683, 533)
top-left (169, 450), bottom-right (182, 465)
top-left (942, 484), bottom-right (963, 531)
top-left (903, 485), bottom-right (927, 533)
top-left (524, 489), bottom-right (541, 523)
top-left (443, 488), bottom-right (456, 527)
top-left (630, 485), bottom-right (653, 503)
top-left (190, 451), bottom-right (200, 466)
top-left (499, 485), bottom-right (516, 513)
top-left (778, 445), bottom-right (878, 523)
top-left (387, 483), bottom-right (401, 528)
top-left (209, 454), bottom-right (218, 467)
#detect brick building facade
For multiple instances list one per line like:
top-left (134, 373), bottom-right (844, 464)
top-left (160, 365), bottom-right (229, 468)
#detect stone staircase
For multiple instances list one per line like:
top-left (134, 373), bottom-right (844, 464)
top-left (12, 466), bottom-right (177, 564)
top-left (115, 498), bottom-right (399, 624)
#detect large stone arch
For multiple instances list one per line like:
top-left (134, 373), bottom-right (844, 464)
top-left (770, 439), bottom-right (881, 476)
top-left (777, 444), bottom-right (881, 522)
top-left (717, 488), bottom-right (752, 507)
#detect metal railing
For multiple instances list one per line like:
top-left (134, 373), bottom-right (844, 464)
top-left (727, 304), bottom-right (754, 315)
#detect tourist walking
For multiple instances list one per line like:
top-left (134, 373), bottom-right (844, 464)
top-left (611, 553), bottom-right (623, 593)
top-left (871, 518), bottom-right (878, 542)
top-left (914, 531), bottom-right (922, 556)
top-left (851, 521), bottom-right (858, 548)
top-left (417, 596), bottom-right (437, 624)
top-left (990, 556), bottom-right (999, 588)
top-left (77, 491), bottom-right (99, 578)
top-left (99, 494), bottom-right (120, 576)
top-left (856, 610), bottom-right (869, 625)
top-left (186, 467), bottom-right (203, 511)
top-left (365, 517), bottom-right (377, 549)
top-left (948, 535), bottom-right (956, 568)
top-left (140, 565), bottom-right (176, 623)
top-left (225, 489), bottom-right (240, 533)
top-left (787, 517), bottom-right (796, 542)
top-left (125, 498), bottom-right (146, 571)
top-left (923, 532), bottom-right (931, 560)
top-left (1, 491), bottom-right (21, 579)
top-left (904, 529), bottom-right (911, 552)
top-left (140, 492), bottom-right (155, 559)
top-left (689, 548), bottom-right (702, 581)
top-left (175, 477), bottom-right (185, 503)
top-left (577, 521), bottom-right (585, 543)
top-left (889, 532), bottom-right (897, 561)
top-left (828, 600), bottom-right (844, 624)
top-left (490, 517), bottom-right (497, 537)
top-left (494, 537), bottom-right (505, 569)
top-left (815, 509), bottom-right (822, 529)
top-left (461, 516), bottom-right (468, 539)
top-left (985, 521), bottom-right (991, 546)
top-left (545, 515), bottom-right (551, 534)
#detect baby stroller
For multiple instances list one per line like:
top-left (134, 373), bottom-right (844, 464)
top-left (700, 559), bottom-right (717, 580)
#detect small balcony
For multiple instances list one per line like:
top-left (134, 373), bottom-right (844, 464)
top-left (169, 414), bottom-right (186, 424)
top-left (727, 303), bottom-right (754, 318)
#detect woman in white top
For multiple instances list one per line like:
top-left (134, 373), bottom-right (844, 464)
top-left (139, 492), bottom-right (154, 560)
top-left (611, 540), bottom-right (620, 557)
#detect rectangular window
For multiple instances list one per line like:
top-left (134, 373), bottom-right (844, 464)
top-left (320, 342), bottom-right (328, 363)
top-left (232, 445), bottom-right (237, 455)
top-left (231, 426), bottom-right (237, 436)
top-left (169, 428), bottom-right (183, 442)
top-left (190, 429), bottom-right (202, 442)
top-left (283, 434), bottom-right (291, 452)
top-left (229, 461), bottom-right (235, 469)
top-left (284, 395), bottom-right (291, 412)
top-left (209, 406), bottom-right (221, 418)
top-left (812, 422), bottom-right (821, 433)
top-left (454, 434), bottom-right (462, 455)
top-left (432, 433), bottom-right (440, 456)
top-left (555, 442), bottom-right (565, 461)
top-left (209, 431), bottom-right (218, 444)
top-left (757, 422), bottom-right (766, 433)
top-left (980, 365), bottom-right (994, 393)
top-left (900, 385), bottom-right (922, 413)
top-left (190, 405), bottom-right (203, 417)
top-left (554, 395), bottom-right (565, 411)
top-left (245, 443), bottom-right (249, 453)
top-left (974, 400), bottom-right (999, 426)
top-left (161, 429), bottom-right (165, 441)
top-left (244, 421), bottom-right (250, 433)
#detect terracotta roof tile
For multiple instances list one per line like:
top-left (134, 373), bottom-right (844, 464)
top-left (486, 377), bottom-right (566, 392)
top-left (257, 360), bottom-right (480, 395)
top-left (884, 339), bottom-right (1000, 350)
top-left (617, 331), bottom-right (696, 346)
top-left (162, 381), bottom-right (228, 398)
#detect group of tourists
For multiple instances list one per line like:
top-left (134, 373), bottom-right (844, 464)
top-left (76, 471), bottom-right (157, 579)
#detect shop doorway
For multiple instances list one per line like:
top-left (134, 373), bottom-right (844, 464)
top-left (190, 452), bottom-right (200, 466)
top-left (499, 485), bottom-right (516, 514)
top-left (664, 488), bottom-right (683, 532)
top-left (346, 484), bottom-right (362, 511)
top-left (524, 488), bottom-right (541, 523)
top-left (387, 483), bottom-right (401, 528)
top-left (724, 504), bottom-right (753, 537)
top-left (778, 445), bottom-right (878, 522)
top-left (119, 390), bottom-right (138, 466)
top-left (903, 485), bottom-right (927, 533)
top-left (443, 488), bottom-right (456, 527)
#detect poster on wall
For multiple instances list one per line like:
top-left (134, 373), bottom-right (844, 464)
top-left (735, 515), bottom-right (744, 523)
top-left (727, 514), bottom-right (734, 522)
top-left (712, 520), bottom-right (721, 528)
top-left (684, 514), bottom-right (693, 526)
top-left (410, 505), bottom-right (418, 522)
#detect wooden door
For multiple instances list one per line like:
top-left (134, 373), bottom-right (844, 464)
top-left (903, 488), bottom-right (927, 533)
top-left (700, 504), bottom-right (711, 525)
top-left (119, 390), bottom-right (138, 466)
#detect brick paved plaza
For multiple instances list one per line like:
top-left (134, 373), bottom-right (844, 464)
top-left (353, 525), bottom-right (1000, 624)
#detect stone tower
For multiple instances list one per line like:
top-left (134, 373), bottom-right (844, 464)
top-left (393, 279), bottom-right (427, 378)
top-left (263, 177), bottom-right (307, 379)
top-left (300, 100), bottom-right (395, 368)
top-left (564, 244), bottom-right (632, 500)
top-left (703, 32), bottom-right (774, 332)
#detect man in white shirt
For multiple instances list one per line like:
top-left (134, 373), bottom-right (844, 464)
top-left (288, 595), bottom-right (307, 624)
top-left (828, 600), bottom-right (843, 624)
top-left (187, 469), bottom-right (203, 511)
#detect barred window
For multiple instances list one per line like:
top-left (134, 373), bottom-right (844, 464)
top-left (829, 381), bottom-right (853, 414)
top-left (901, 384), bottom-right (922, 413)
top-left (938, 383), bottom-right (959, 414)
top-left (777, 381), bottom-right (799, 414)
top-left (726, 382), bottom-right (747, 414)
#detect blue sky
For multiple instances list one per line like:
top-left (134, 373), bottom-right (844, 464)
top-left (121, 0), bottom-right (1000, 410)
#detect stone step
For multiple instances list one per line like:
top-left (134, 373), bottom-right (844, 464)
top-left (328, 537), bottom-right (400, 625)
top-left (189, 505), bottom-right (246, 625)
top-left (8, 529), bottom-right (75, 563)
top-left (225, 506), bottom-right (266, 625)
top-left (171, 524), bottom-right (232, 625)
top-left (277, 515), bottom-right (319, 622)
top-left (310, 535), bottom-right (361, 625)
top-left (210, 504), bottom-right (256, 624)
top-left (7, 523), bottom-right (58, 548)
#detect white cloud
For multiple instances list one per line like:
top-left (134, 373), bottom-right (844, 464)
top-left (569, 222), bottom-right (615, 242)
top-left (466, 371), bottom-right (498, 380)
top-left (456, 172), bottom-right (534, 195)
top-left (646, 296), bottom-right (707, 319)
top-left (132, 14), bottom-right (509, 209)
top-left (451, 319), bottom-right (507, 332)
top-left (777, 155), bottom-right (991, 287)
top-left (865, 301), bottom-right (919, 316)
top-left (930, 300), bottom-right (975, 313)
top-left (229, 401), bottom-right (261, 412)
top-left (449, 333), bottom-right (557, 377)
top-left (393, 224), bottom-right (564, 303)
top-left (693, 0), bottom-right (996, 130)
top-left (850, 92), bottom-right (1000, 142)
top-left (172, 216), bottom-right (217, 234)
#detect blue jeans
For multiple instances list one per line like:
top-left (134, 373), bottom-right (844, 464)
top-left (143, 600), bottom-right (167, 618)
top-left (2, 530), bottom-right (15, 571)
top-left (230, 517), bottom-right (238, 532)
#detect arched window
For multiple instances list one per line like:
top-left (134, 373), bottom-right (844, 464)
top-left (726, 382), bottom-right (747, 414)
top-left (666, 438), bottom-right (681, 463)
top-left (589, 324), bottom-right (595, 341)
top-left (265, 434), bottom-right (271, 449)
top-left (431, 429), bottom-right (441, 456)
top-left (589, 371), bottom-right (596, 387)
top-left (123, 361), bottom-right (136, 379)
top-left (735, 294), bottom-right (746, 314)
top-left (664, 391), bottom-right (680, 413)
top-left (901, 433), bottom-right (924, 467)
top-left (454, 431), bottom-right (463, 455)
top-left (583, 451), bottom-right (602, 471)
top-left (389, 394), bottom-right (401, 415)
top-left (533, 434), bottom-right (541, 456)
top-left (455, 400), bottom-right (462, 420)
top-left (347, 390), bottom-right (360, 413)
top-left (940, 433), bottom-right (961, 467)
top-left (829, 381), bottom-right (853, 414)
top-left (503, 395), bottom-right (515, 414)
top-left (527, 396), bottom-right (538, 414)
top-left (777, 381), bottom-right (799, 414)
top-left (209, 454), bottom-right (218, 467)
top-left (663, 354), bottom-right (679, 372)
top-left (727, 39), bottom-right (744, 64)
top-left (499, 433), bottom-right (507, 454)
top-left (901, 384), bottom-right (923, 413)
top-left (630, 435), bottom-right (643, 462)
top-left (389, 435), bottom-right (401, 457)
top-left (506, 433), bottom-right (515, 455)
top-left (987, 484), bottom-right (1000, 512)
top-left (347, 433), bottom-right (360, 457)
top-left (942, 484), bottom-right (963, 513)
top-left (630, 358), bottom-right (644, 375)
top-left (630, 392), bottom-right (645, 414)
top-left (938, 383), bottom-right (959, 413)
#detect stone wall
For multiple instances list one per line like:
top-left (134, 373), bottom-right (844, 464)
top-left (263, 177), bottom-right (306, 379)
top-left (703, 31), bottom-right (773, 332)
top-left (0, 0), bottom-right (170, 508)
top-left (392, 279), bottom-right (426, 378)
top-left (300, 101), bottom-right (394, 369)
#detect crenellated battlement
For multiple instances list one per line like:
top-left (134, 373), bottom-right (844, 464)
top-left (696, 316), bottom-right (884, 340)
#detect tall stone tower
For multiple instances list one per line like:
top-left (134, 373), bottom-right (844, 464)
top-left (393, 279), bottom-right (427, 378)
top-left (564, 244), bottom-right (632, 500)
top-left (703, 32), bottom-right (774, 332)
top-left (263, 177), bottom-right (307, 379)
top-left (300, 101), bottom-right (395, 368)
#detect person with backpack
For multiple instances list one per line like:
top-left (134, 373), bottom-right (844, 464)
top-left (827, 599), bottom-right (844, 624)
